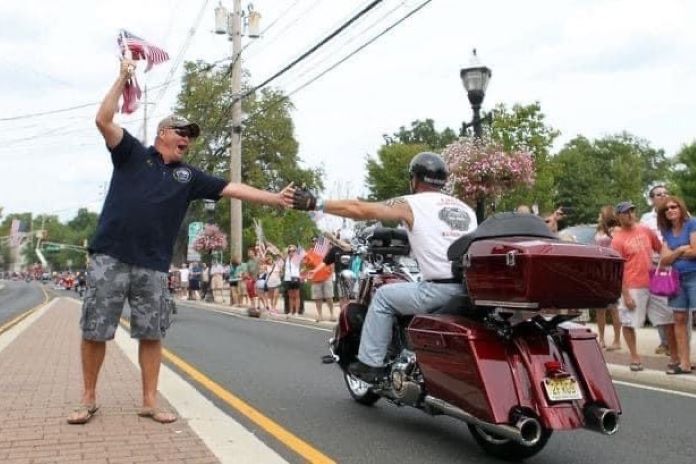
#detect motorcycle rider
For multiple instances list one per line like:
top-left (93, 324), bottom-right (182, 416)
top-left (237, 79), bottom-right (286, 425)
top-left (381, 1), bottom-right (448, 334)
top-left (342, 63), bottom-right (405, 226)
top-left (293, 152), bottom-right (477, 381)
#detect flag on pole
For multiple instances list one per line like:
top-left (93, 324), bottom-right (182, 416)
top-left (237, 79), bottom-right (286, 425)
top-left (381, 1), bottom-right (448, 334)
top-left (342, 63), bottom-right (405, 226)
top-left (117, 29), bottom-right (169, 114)
top-left (118, 29), bottom-right (170, 72)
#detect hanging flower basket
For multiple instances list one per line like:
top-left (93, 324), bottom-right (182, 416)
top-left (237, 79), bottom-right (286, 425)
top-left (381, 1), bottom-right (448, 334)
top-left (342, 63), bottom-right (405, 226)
top-left (442, 137), bottom-right (535, 202)
top-left (193, 224), bottom-right (228, 253)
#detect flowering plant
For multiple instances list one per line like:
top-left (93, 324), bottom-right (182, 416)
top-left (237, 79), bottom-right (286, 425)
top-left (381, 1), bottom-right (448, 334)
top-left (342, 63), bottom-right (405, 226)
top-left (193, 224), bottom-right (228, 252)
top-left (442, 137), bottom-right (535, 201)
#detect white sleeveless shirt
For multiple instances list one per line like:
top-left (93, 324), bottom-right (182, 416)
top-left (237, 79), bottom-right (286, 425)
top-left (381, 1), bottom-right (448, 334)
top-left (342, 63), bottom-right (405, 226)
top-left (403, 192), bottom-right (477, 280)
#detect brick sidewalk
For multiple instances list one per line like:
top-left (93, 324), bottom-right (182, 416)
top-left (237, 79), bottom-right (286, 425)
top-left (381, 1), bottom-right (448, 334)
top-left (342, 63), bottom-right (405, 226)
top-left (0, 298), bottom-right (219, 464)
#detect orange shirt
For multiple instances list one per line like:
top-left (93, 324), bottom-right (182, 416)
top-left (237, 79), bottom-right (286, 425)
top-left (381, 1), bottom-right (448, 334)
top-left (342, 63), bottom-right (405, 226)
top-left (611, 225), bottom-right (661, 288)
top-left (303, 251), bottom-right (333, 283)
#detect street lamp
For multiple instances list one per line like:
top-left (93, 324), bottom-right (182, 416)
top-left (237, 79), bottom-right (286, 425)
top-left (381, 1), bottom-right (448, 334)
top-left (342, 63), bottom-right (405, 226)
top-left (203, 199), bottom-right (216, 302)
top-left (460, 49), bottom-right (492, 223)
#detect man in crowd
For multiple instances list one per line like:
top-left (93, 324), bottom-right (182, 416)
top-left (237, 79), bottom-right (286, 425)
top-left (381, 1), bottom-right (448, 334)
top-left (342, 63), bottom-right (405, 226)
top-left (611, 201), bottom-right (675, 372)
top-left (293, 152), bottom-right (477, 381)
top-left (67, 57), bottom-right (294, 425)
top-left (640, 184), bottom-right (673, 355)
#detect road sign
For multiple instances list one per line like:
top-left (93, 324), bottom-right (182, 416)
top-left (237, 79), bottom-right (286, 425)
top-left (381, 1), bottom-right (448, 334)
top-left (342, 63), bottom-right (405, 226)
top-left (44, 245), bottom-right (62, 252)
top-left (187, 222), bottom-right (204, 262)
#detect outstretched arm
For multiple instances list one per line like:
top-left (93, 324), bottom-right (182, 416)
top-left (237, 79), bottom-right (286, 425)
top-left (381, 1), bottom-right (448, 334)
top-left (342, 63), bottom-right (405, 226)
top-left (220, 182), bottom-right (295, 208)
top-left (95, 58), bottom-right (135, 149)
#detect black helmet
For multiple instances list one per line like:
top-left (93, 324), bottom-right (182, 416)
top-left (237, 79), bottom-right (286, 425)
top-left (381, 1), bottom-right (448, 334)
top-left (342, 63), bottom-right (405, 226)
top-left (408, 152), bottom-right (447, 187)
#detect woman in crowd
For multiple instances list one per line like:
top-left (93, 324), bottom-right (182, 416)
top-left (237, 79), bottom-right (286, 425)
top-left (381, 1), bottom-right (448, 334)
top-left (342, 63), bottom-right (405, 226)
top-left (283, 245), bottom-right (302, 316)
top-left (594, 205), bottom-right (622, 350)
top-left (228, 257), bottom-right (242, 306)
top-left (265, 254), bottom-right (283, 313)
top-left (657, 195), bottom-right (696, 375)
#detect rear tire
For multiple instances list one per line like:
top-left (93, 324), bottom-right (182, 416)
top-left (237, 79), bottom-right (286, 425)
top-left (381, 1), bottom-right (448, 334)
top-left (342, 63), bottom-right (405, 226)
top-left (467, 424), bottom-right (551, 461)
top-left (343, 372), bottom-right (380, 406)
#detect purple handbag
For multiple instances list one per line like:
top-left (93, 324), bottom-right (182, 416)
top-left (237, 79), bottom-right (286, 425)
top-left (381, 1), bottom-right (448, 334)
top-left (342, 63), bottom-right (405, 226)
top-left (648, 265), bottom-right (680, 297)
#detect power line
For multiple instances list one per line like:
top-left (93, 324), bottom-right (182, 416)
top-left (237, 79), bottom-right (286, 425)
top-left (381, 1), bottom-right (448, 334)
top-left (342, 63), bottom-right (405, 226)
top-left (237, 0), bottom-right (385, 103)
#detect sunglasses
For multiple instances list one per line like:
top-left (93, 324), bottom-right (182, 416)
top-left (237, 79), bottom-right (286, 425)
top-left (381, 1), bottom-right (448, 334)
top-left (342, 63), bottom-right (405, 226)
top-left (288, 248), bottom-right (296, 252)
top-left (666, 204), bottom-right (680, 210)
top-left (168, 127), bottom-right (195, 138)
top-left (652, 192), bottom-right (668, 197)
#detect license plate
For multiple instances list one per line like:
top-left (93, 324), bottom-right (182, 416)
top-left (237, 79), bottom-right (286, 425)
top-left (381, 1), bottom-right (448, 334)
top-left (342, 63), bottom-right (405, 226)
top-left (543, 377), bottom-right (583, 401)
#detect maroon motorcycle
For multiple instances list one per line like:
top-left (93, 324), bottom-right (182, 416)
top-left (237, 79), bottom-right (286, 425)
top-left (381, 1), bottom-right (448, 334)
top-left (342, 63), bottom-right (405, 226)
top-left (326, 213), bottom-right (623, 461)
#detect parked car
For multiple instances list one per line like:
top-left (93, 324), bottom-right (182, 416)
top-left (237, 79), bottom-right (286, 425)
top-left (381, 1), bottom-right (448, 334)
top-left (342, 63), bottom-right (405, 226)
top-left (558, 224), bottom-right (596, 245)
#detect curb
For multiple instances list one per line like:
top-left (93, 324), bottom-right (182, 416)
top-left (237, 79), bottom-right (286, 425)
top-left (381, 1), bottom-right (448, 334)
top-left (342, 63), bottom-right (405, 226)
top-left (181, 299), bottom-right (337, 330)
top-left (607, 363), bottom-right (696, 395)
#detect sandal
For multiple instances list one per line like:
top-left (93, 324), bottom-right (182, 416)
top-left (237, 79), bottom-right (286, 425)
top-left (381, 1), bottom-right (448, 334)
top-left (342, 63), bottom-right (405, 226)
top-left (605, 344), bottom-right (621, 351)
top-left (66, 404), bottom-right (99, 424)
top-left (666, 365), bottom-right (693, 375)
top-left (629, 362), bottom-right (644, 372)
top-left (138, 407), bottom-right (177, 424)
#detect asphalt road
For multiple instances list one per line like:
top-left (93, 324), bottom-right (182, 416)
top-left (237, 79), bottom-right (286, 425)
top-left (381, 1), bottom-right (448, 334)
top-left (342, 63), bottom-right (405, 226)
top-left (0, 279), bottom-right (47, 326)
top-left (162, 301), bottom-right (696, 464)
top-left (3, 283), bottom-right (693, 463)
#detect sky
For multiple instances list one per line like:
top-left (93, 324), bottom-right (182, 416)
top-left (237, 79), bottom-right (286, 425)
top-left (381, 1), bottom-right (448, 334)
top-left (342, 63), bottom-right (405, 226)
top-left (1, 0), bottom-right (695, 225)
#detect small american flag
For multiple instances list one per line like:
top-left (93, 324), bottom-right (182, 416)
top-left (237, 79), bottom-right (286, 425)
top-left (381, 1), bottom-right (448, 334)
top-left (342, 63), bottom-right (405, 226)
top-left (118, 29), bottom-right (169, 72)
top-left (117, 29), bottom-right (169, 114)
top-left (312, 236), bottom-right (330, 257)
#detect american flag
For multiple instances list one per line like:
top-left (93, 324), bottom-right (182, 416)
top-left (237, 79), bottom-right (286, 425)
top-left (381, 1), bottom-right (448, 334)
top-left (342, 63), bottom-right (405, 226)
top-left (9, 219), bottom-right (21, 247)
top-left (118, 29), bottom-right (169, 72)
top-left (117, 29), bottom-right (169, 114)
top-left (312, 236), bottom-right (330, 257)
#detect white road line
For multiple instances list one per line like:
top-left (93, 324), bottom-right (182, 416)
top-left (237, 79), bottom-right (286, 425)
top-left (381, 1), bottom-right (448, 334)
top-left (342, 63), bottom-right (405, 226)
top-left (613, 379), bottom-right (696, 399)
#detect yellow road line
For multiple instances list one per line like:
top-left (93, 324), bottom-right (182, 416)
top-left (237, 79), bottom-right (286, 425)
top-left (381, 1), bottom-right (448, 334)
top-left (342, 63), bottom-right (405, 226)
top-left (120, 318), bottom-right (336, 464)
top-left (0, 285), bottom-right (49, 336)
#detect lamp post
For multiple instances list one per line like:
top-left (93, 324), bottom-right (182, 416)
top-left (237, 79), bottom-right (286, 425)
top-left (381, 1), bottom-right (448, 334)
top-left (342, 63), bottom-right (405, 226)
top-left (203, 199), bottom-right (216, 302)
top-left (460, 49), bottom-right (492, 223)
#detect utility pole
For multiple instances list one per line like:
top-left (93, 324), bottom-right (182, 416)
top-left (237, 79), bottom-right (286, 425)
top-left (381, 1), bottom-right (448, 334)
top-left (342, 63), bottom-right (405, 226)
top-left (215, 1), bottom-right (260, 261)
top-left (230, 0), bottom-right (243, 262)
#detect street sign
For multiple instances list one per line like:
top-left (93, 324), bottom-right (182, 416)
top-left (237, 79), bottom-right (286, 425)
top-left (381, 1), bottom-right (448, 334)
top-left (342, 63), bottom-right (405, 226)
top-left (44, 245), bottom-right (62, 252)
top-left (187, 222), bottom-right (204, 262)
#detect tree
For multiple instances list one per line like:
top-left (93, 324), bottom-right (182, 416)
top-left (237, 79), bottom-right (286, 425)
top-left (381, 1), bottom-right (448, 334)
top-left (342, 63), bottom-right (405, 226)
top-left (488, 102), bottom-right (560, 213)
top-left (364, 143), bottom-right (427, 200)
top-left (552, 133), bottom-right (670, 224)
top-left (671, 142), bottom-right (696, 209)
top-left (365, 119), bottom-right (458, 201)
top-left (388, 119), bottom-right (457, 150)
top-left (170, 61), bottom-right (323, 262)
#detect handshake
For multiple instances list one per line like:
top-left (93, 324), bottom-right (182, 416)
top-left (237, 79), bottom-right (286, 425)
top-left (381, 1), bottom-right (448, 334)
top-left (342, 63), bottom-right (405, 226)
top-left (291, 187), bottom-right (320, 211)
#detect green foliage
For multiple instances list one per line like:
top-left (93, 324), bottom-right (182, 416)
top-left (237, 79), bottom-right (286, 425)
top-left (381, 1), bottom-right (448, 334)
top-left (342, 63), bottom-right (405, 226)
top-left (170, 61), bottom-right (323, 263)
top-left (365, 143), bottom-right (427, 201)
top-left (672, 142), bottom-right (696, 209)
top-left (365, 118), bottom-right (457, 201)
top-left (488, 102), bottom-right (560, 213)
top-left (388, 119), bottom-right (457, 150)
top-left (552, 133), bottom-right (670, 224)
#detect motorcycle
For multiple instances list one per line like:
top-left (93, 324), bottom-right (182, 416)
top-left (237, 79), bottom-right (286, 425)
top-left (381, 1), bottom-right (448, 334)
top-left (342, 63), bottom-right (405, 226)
top-left (325, 213), bottom-right (623, 461)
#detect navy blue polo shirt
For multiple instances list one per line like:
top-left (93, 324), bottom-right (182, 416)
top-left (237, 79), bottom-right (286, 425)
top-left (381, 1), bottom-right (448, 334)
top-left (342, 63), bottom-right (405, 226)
top-left (89, 130), bottom-right (227, 272)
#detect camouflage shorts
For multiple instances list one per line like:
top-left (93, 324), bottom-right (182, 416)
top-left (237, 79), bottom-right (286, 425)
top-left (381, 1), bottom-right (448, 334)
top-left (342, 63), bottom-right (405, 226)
top-left (81, 254), bottom-right (174, 341)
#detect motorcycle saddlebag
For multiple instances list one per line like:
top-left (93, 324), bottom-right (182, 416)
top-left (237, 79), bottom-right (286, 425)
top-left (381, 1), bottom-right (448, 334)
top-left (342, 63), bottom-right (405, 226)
top-left (464, 238), bottom-right (623, 309)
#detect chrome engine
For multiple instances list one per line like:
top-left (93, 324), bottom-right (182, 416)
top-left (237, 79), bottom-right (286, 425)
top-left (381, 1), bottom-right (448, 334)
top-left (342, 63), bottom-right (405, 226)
top-left (389, 349), bottom-right (423, 406)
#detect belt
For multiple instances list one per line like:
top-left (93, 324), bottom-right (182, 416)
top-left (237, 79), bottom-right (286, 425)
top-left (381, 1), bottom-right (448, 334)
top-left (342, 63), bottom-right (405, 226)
top-left (426, 278), bottom-right (459, 284)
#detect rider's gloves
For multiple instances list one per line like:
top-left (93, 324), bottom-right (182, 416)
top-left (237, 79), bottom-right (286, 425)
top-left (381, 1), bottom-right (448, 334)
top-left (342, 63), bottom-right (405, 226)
top-left (293, 188), bottom-right (317, 211)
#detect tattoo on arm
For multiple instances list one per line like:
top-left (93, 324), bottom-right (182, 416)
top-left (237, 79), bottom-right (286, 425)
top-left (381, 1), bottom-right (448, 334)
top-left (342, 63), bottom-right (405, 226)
top-left (383, 197), bottom-right (407, 208)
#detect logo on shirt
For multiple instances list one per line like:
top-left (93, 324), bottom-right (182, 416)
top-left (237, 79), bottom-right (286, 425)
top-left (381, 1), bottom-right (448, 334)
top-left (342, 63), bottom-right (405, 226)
top-left (172, 167), bottom-right (192, 184)
top-left (438, 207), bottom-right (472, 231)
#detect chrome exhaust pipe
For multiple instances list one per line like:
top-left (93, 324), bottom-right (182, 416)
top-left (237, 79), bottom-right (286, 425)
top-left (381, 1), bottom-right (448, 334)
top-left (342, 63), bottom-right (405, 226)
top-left (584, 405), bottom-right (620, 435)
top-left (424, 396), bottom-right (542, 447)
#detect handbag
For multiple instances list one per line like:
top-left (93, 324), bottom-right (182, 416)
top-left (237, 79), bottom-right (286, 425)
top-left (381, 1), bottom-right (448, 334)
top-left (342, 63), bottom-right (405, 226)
top-left (649, 262), bottom-right (680, 297)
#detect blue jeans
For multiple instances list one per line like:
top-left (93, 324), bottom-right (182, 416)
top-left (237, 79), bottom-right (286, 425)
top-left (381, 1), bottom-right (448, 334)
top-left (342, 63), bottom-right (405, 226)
top-left (358, 281), bottom-right (463, 367)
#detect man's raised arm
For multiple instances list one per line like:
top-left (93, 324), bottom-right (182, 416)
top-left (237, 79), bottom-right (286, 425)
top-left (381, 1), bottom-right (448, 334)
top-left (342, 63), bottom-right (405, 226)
top-left (95, 58), bottom-right (134, 149)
